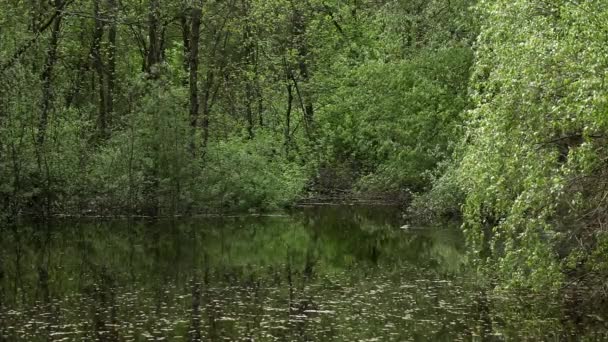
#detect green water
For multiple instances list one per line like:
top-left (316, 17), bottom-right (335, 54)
top-left (0, 206), bottom-right (606, 341)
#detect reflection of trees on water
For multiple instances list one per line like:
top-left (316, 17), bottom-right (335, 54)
top-left (189, 277), bottom-right (203, 341)
top-left (474, 288), bottom-right (494, 341)
top-left (0, 211), bottom-right (468, 340)
top-left (34, 223), bottom-right (55, 341)
top-left (8, 225), bottom-right (31, 307)
top-left (0, 240), bottom-right (4, 310)
top-left (286, 247), bottom-right (320, 341)
top-left (1, 207), bottom-right (605, 340)
top-left (88, 266), bottom-right (119, 341)
top-left (33, 223), bottom-right (50, 305)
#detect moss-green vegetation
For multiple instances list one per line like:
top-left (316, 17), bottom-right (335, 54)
top-left (416, 0), bottom-right (608, 290)
top-left (0, 0), bottom-right (475, 217)
top-left (2, 0), bottom-right (608, 291)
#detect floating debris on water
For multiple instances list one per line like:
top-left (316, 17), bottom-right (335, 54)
top-left (1, 207), bottom-right (607, 340)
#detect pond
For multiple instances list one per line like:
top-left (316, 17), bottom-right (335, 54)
top-left (0, 205), bottom-right (607, 341)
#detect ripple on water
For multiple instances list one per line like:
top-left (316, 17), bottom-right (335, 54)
top-left (1, 210), bottom-right (608, 340)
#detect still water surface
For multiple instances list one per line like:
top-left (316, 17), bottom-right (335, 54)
top-left (1, 206), bottom-right (607, 341)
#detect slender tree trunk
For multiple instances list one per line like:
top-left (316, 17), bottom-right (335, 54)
top-left (92, 0), bottom-right (108, 137)
top-left (246, 86), bottom-right (254, 139)
top-left (201, 70), bottom-right (213, 147)
top-left (106, 0), bottom-right (117, 127)
top-left (146, 0), bottom-right (162, 75)
top-left (255, 46), bottom-right (264, 127)
top-left (284, 81), bottom-right (293, 155)
top-left (257, 89), bottom-right (264, 127)
top-left (291, 6), bottom-right (314, 137)
top-left (202, 106), bottom-right (210, 148)
top-left (36, 0), bottom-right (64, 218)
top-left (242, 1), bottom-right (256, 139)
top-left (245, 39), bottom-right (255, 140)
top-left (188, 6), bottom-right (202, 152)
top-left (145, 0), bottom-right (162, 216)
top-left (37, 0), bottom-right (63, 147)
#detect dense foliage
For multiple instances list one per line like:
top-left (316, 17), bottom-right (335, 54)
top-left (2, 0), bottom-right (608, 291)
top-left (0, 0), bottom-right (474, 217)
top-left (414, 0), bottom-right (608, 290)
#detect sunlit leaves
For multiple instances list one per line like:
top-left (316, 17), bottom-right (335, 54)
top-left (455, 0), bottom-right (608, 290)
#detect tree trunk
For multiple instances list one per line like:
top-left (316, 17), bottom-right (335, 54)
top-left (256, 44), bottom-right (264, 127)
top-left (202, 70), bottom-right (213, 148)
top-left (291, 6), bottom-right (314, 137)
top-left (146, 0), bottom-right (162, 76)
top-left (243, 1), bottom-right (256, 139)
top-left (284, 81), bottom-right (293, 155)
top-left (37, 0), bottom-right (63, 147)
top-left (188, 6), bottom-right (202, 152)
top-left (36, 0), bottom-right (64, 218)
top-left (92, 0), bottom-right (108, 137)
top-left (245, 26), bottom-right (255, 139)
top-left (106, 0), bottom-right (117, 127)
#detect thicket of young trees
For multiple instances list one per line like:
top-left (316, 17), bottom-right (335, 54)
top-left (2, 0), bottom-right (608, 290)
top-left (0, 0), bottom-right (474, 218)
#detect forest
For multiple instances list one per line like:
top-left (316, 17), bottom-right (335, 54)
top-left (1, 0), bottom-right (608, 297)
